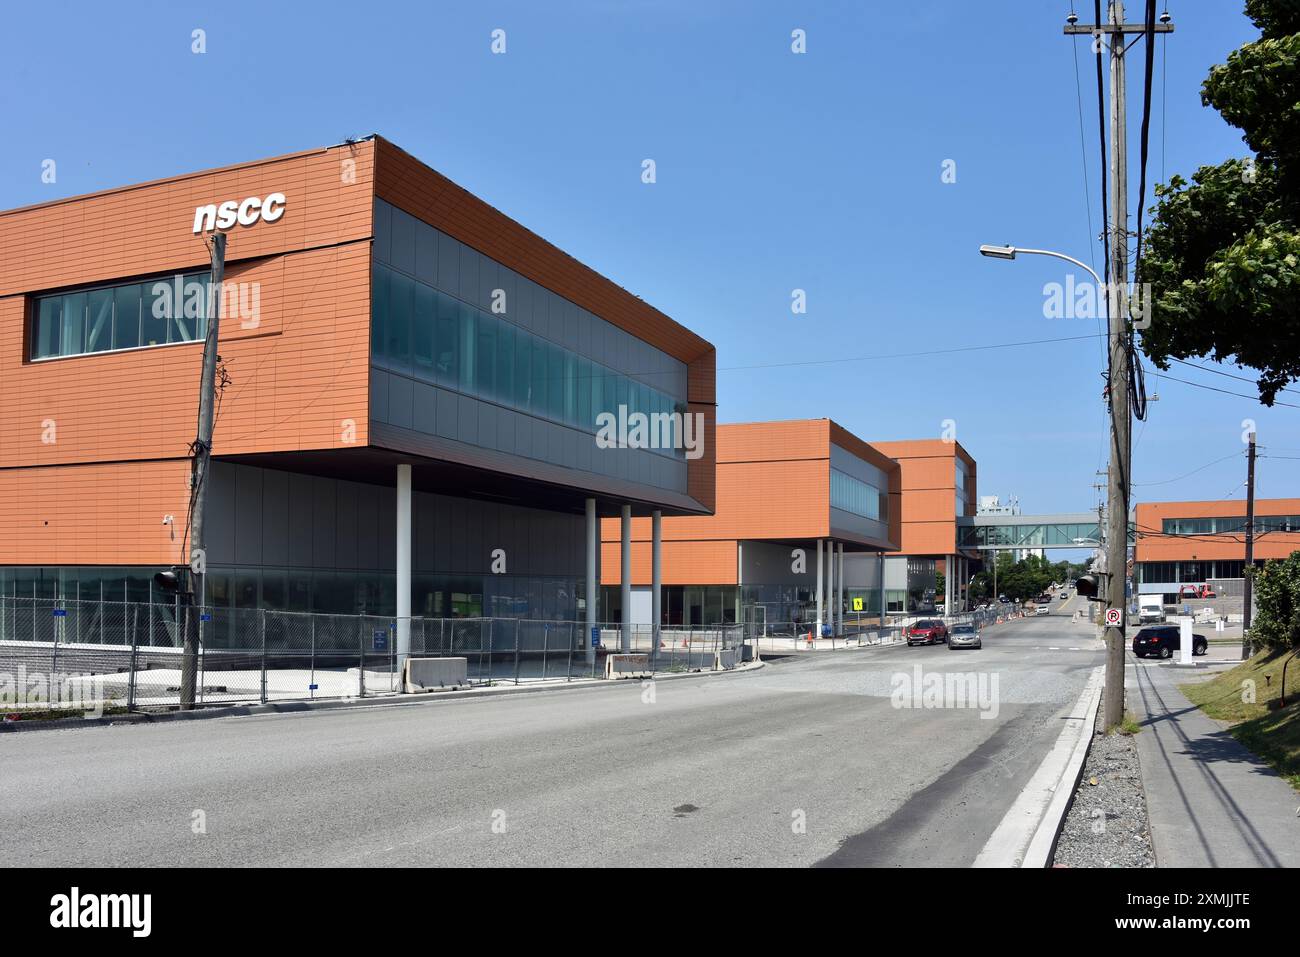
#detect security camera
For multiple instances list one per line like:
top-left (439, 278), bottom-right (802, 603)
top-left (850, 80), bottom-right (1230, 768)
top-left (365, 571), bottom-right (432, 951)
top-left (162, 514), bottom-right (174, 526)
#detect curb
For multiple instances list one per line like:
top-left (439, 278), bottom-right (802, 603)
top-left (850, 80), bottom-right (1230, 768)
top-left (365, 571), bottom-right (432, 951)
top-left (973, 665), bottom-right (1105, 868)
top-left (0, 658), bottom-right (766, 734)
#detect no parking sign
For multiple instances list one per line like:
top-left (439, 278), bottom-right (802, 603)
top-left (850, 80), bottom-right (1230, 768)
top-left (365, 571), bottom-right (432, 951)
top-left (1105, 607), bottom-right (1122, 626)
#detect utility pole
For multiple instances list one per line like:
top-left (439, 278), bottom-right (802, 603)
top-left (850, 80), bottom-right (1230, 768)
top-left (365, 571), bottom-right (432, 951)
top-left (1093, 474), bottom-right (1107, 625)
top-left (1241, 430), bottom-right (1257, 657)
top-left (179, 232), bottom-right (226, 710)
top-left (1067, 2), bottom-right (1173, 731)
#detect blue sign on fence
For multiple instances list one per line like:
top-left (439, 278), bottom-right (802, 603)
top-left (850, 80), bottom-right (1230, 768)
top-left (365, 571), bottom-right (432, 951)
top-left (373, 630), bottom-right (388, 651)
top-left (200, 614), bottom-right (212, 622)
top-left (591, 627), bottom-right (600, 648)
top-left (52, 609), bottom-right (66, 617)
top-left (308, 684), bottom-right (319, 691)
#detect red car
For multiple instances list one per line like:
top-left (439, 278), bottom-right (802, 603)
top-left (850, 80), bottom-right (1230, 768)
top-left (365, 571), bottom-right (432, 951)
top-left (906, 619), bottom-right (949, 646)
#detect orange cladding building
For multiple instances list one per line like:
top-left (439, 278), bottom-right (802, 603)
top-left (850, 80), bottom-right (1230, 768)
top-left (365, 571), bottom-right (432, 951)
top-left (0, 136), bottom-right (716, 638)
top-left (600, 419), bottom-right (903, 631)
top-left (1134, 497), bottom-right (1300, 597)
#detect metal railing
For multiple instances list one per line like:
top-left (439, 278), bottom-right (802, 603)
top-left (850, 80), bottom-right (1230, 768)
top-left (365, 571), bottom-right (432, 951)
top-left (0, 598), bottom-right (750, 714)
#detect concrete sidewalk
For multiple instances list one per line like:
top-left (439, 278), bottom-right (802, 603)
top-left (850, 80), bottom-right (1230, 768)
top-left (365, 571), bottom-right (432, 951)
top-left (1129, 656), bottom-right (1299, 867)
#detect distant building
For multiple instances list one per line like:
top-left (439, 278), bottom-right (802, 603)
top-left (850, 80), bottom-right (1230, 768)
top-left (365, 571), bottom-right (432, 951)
top-left (977, 494), bottom-right (1044, 562)
top-left (1135, 497), bottom-right (1300, 600)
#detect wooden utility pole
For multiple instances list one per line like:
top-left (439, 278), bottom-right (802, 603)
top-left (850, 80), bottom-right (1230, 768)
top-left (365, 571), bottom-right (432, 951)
top-left (1242, 431), bottom-right (1257, 657)
top-left (1066, 2), bottom-right (1173, 731)
top-left (179, 232), bottom-right (226, 710)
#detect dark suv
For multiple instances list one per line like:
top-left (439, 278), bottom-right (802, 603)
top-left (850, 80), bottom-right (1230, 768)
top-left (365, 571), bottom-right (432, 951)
top-left (1132, 625), bottom-right (1208, 659)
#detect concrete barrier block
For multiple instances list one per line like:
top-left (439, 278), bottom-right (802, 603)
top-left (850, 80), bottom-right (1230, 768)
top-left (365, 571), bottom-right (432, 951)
top-left (403, 657), bottom-right (468, 692)
top-left (605, 653), bottom-right (652, 679)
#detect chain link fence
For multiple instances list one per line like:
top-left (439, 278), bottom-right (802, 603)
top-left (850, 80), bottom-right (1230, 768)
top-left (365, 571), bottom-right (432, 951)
top-left (0, 598), bottom-right (751, 715)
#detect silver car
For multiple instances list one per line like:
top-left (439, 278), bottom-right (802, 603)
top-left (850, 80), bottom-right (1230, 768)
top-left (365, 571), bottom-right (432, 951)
top-left (948, 623), bottom-right (982, 650)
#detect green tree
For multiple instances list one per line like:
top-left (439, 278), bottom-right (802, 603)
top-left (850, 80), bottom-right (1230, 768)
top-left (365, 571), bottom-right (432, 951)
top-left (1138, 0), bottom-right (1300, 405)
top-left (1247, 550), bottom-right (1300, 651)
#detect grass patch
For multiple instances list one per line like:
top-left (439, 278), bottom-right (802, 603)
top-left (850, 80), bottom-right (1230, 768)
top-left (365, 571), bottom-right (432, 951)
top-left (1181, 649), bottom-right (1300, 789)
top-left (1113, 712), bottom-right (1143, 736)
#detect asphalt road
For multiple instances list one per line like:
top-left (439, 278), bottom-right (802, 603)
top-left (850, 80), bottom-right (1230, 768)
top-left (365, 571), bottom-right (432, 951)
top-left (1, 605), bottom-right (1102, 867)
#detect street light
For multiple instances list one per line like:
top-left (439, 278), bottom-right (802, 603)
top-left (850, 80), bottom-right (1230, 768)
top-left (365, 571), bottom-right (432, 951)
top-left (978, 245), bottom-right (1105, 291)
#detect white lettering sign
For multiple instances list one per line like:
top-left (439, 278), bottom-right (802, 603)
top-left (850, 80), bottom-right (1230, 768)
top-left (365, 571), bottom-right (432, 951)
top-left (193, 192), bottom-right (287, 234)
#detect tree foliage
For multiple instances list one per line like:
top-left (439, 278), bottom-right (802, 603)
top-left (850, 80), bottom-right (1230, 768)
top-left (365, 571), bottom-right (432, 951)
top-left (1137, 0), bottom-right (1300, 404)
top-left (968, 555), bottom-right (1086, 602)
top-left (1247, 550), bottom-right (1300, 651)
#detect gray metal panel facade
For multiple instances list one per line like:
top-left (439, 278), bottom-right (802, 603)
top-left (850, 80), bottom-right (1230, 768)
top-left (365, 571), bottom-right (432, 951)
top-left (207, 461), bottom-right (583, 578)
top-left (370, 197), bottom-right (690, 498)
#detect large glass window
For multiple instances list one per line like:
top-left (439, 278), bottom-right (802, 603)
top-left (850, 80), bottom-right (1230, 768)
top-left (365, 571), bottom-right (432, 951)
top-left (31, 271), bottom-right (210, 360)
top-left (830, 468), bottom-right (883, 521)
top-left (371, 261), bottom-right (684, 454)
top-left (1162, 514), bottom-right (1299, 535)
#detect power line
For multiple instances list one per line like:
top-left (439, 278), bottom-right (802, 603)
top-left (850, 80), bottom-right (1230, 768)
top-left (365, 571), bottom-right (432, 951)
top-left (1134, 449), bottom-right (1242, 486)
top-left (1140, 364), bottom-right (1300, 409)
top-left (1169, 356), bottom-right (1300, 396)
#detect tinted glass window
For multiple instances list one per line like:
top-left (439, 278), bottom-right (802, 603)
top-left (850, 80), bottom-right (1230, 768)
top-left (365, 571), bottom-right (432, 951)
top-left (112, 283), bottom-right (141, 350)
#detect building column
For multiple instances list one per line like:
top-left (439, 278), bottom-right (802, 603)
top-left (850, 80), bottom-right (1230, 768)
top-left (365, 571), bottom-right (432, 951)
top-left (837, 542), bottom-right (845, 635)
top-left (620, 504), bottom-right (632, 654)
top-left (879, 552), bottom-right (886, 626)
top-left (944, 555), bottom-right (953, 617)
top-left (585, 497), bottom-right (597, 669)
top-left (815, 538), bottom-right (824, 638)
top-left (827, 540), bottom-right (836, 636)
top-left (396, 463), bottom-right (412, 676)
top-left (652, 510), bottom-right (662, 653)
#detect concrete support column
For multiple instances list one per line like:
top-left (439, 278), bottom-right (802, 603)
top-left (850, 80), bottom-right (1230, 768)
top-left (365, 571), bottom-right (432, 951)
top-left (837, 543), bottom-right (844, 635)
top-left (879, 552), bottom-right (886, 626)
top-left (815, 538), bottom-right (824, 638)
top-left (585, 497), bottom-right (597, 669)
top-left (620, 504), bottom-right (632, 654)
top-left (396, 463), bottom-right (412, 675)
top-left (652, 510), bottom-right (662, 652)
top-left (826, 540), bottom-right (836, 636)
top-left (944, 555), bottom-right (954, 618)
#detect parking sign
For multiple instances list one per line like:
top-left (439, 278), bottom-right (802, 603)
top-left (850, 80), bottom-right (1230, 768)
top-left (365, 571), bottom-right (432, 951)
top-left (1105, 607), bottom-right (1122, 626)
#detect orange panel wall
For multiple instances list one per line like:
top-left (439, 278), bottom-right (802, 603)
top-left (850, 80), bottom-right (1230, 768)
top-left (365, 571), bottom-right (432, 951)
top-left (871, 438), bottom-right (977, 557)
top-left (0, 460), bottom-right (190, 566)
top-left (0, 142), bottom-right (375, 299)
top-left (600, 539), bottom-right (737, 587)
top-left (0, 142), bottom-right (376, 569)
top-left (0, 243), bottom-right (372, 470)
top-left (601, 419), bottom-right (901, 586)
top-left (1136, 498), bottom-right (1300, 562)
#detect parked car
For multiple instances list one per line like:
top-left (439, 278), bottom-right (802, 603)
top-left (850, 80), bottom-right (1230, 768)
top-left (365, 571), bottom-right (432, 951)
top-left (906, 619), bottom-right (948, 646)
top-left (948, 623), bottom-right (981, 650)
top-left (1178, 584), bottom-right (1217, 600)
top-left (1132, 625), bottom-right (1208, 659)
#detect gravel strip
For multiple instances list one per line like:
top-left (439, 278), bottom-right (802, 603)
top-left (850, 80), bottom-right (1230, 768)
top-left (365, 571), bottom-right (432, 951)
top-left (1053, 710), bottom-right (1156, 868)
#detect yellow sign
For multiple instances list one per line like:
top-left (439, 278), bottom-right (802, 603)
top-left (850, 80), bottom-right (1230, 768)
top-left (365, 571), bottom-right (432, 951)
top-left (852, 597), bottom-right (864, 611)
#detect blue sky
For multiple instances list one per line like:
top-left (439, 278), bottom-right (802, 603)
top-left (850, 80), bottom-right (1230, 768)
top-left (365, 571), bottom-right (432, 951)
top-left (3, 0), bottom-right (1295, 517)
